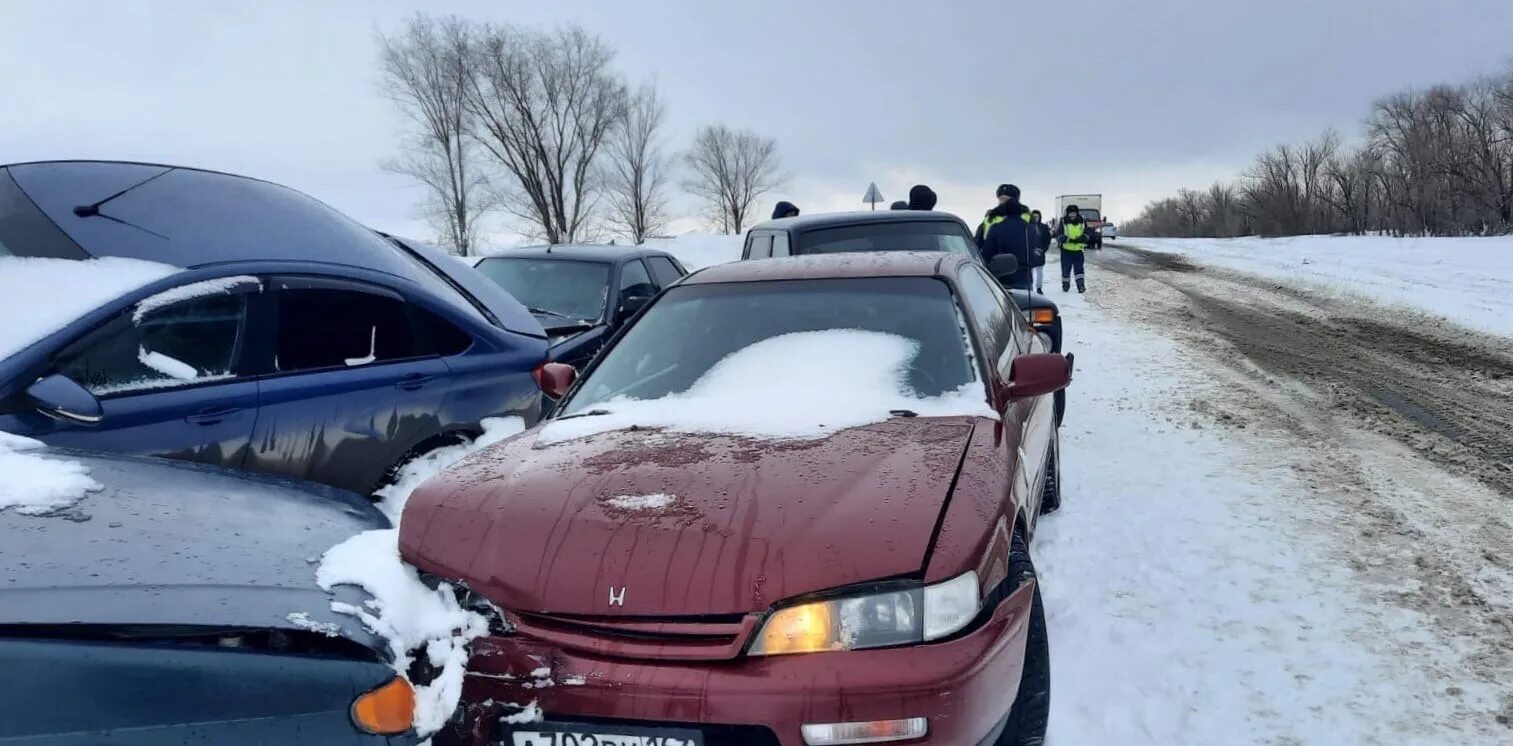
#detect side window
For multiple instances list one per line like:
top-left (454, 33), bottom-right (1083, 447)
top-left (618, 260), bottom-right (656, 300)
top-left (771, 232), bottom-right (791, 257)
top-left (747, 233), bottom-right (773, 259)
top-left (645, 256), bottom-right (684, 287)
top-left (412, 305), bottom-right (473, 357)
top-left (956, 268), bottom-right (1014, 372)
top-left (56, 284), bottom-right (254, 396)
top-left (274, 287), bottom-right (418, 372)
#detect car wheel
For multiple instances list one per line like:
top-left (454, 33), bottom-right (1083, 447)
top-left (998, 531), bottom-right (1050, 745)
top-left (1039, 428), bottom-right (1061, 515)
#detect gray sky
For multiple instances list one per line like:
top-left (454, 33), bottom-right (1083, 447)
top-left (5, 0), bottom-right (1511, 245)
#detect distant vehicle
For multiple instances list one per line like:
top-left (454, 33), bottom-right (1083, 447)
top-left (0, 447), bottom-right (417, 745)
top-left (401, 251), bottom-right (1071, 746)
top-left (0, 161), bottom-right (549, 494)
top-left (1102, 222), bottom-right (1118, 241)
top-left (742, 211), bottom-right (1064, 353)
top-left (471, 246), bottom-right (688, 371)
top-left (1055, 194), bottom-right (1105, 249)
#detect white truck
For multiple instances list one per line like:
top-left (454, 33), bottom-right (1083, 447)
top-left (1054, 194), bottom-right (1105, 249)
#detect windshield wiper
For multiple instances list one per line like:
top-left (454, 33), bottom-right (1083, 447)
top-left (527, 306), bottom-right (576, 321)
top-left (554, 408), bottom-right (611, 421)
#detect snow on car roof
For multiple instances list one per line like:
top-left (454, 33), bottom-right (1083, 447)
top-left (0, 255), bottom-right (177, 360)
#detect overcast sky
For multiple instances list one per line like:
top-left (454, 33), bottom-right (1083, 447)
top-left (5, 0), bottom-right (1512, 245)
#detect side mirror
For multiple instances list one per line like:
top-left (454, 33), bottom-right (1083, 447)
top-left (1005, 353), bottom-right (1072, 401)
top-left (986, 255), bottom-right (1019, 284)
top-left (535, 362), bottom-right (578, 400)
top-left (617, 294), bottom-right (651, 322)
top-left (26, 374), bottom-right (103, 423)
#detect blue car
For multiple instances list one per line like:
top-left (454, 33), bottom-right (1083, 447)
top-left (0, 161), bottom-right (548, 494)
top-left (1, 445), bottom-right (418, 745)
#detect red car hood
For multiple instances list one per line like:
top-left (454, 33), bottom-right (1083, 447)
top-left (398, 417), bottom-right (978, 616)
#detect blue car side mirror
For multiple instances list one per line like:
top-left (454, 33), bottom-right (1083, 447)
top-left (26, 374), bottom-right (103, 424)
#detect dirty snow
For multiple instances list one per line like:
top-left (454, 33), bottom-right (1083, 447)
top-left (1131, 235), bottom-right (1513, 337)
top-left (0, 431), bottom-right (101, 516)
top-left (131, 275), bottom-right (259, 322)
top-left (539, 330), bottom-right (996, 444)
top-left (0, 256), bottom-right (176, 359)
top-left (604, 493), bottom-right (677, 511)
top-left (373, 416), bottom-right (527, 522)
top-left (1037, 277), bottom-right (1505, 743)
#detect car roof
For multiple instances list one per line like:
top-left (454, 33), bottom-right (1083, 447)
top-left (0, 160), bottom-right (423, 276)
top-left (749, 210), bottom-right (970, 233)
top-left (682, 251), bottom-right (965, 285)
top-left (475, 245), bottom-right (679, 263)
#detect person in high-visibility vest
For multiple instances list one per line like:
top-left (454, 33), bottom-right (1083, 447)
top-left (1054, 204), bottom-right (1090, 293)
top-left (977, 184), bottom-right (1037, 291)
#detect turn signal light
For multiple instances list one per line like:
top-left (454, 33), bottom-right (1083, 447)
top-left (750, 601), bottom-right (836, 655)
top-left (802, 718), bottom-right (928, 745)
top-left (351, 676), bottom-right (415, 734)
top-left (1030, 308), bottom-right (1057, 325)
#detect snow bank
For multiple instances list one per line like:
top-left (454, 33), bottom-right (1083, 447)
top-left (316, 529), bottom-right (490, 736)
top-left (373, 416), bottom-right (526, 523)
top-left (0, 256), bottom-right (177, 359)
top-left (641, 232), bottom-right (744, 270)
top-left (1131, 235), bottom-right (1513, 338)
top-left (539, 330), bottom-right (995, 444)
top-left (0, 431), bottom-right (101, 515)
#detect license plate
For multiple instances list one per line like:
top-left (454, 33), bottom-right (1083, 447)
top-left (506, 723), bottom-right (702, 746)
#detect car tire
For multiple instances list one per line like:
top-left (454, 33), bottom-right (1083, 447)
top-left (1053, 389), bottom-right (1065, 427)
top-left (998, 531), bottom-right (1050, 745)
top-left (1039, 428), bottom-right (1061, 515)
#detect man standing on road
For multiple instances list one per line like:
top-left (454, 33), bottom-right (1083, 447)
top-left (1054, 204), bottom-right (1090, 293)
top-left (1029, 209), bottom-right (1052, 293)
top-left (978, 184), bottom-right (1037, 291)
top-left (907, 184), bottom-right (938, 211)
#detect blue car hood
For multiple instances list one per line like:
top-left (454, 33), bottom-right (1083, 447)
top-left (0, 449), bottom-right (391, 654)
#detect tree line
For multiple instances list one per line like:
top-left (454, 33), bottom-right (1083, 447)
top-left (379, 15), bottom-right (784, 254)
top-left (1125, 65), bottom-right (1513, 238)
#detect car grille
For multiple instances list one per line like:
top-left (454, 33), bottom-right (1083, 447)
top-left (508, 611), bottom-right (761, 661)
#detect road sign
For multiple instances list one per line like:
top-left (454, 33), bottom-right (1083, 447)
top-left (863, 182), bottom-right (884, 210)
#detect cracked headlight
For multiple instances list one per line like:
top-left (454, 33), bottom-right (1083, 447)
top-left (749, 572), bottom-right (980, 656)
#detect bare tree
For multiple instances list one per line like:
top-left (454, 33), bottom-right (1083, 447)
top-left (466, 24), bottom-right (628, 244)
top-left (379, 15), bottom-right (492, 255)
top-left (603, 83), bottom-right (671, 243)
top-left (684, 125), bottom-right (782, 233)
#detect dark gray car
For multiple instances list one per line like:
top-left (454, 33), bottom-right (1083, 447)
top-left (0, 448), bottom-right (416, 745)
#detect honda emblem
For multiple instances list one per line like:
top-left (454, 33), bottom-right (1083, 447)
top-left (608, 586), bottom-right (626, 607)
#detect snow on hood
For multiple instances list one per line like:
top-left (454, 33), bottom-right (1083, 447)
top-left (0, 256), bottom-right (177, 360)
top-left (0, 431), bottom-right (101, 515)
top-left (539, 330), bottom-right (995, 445)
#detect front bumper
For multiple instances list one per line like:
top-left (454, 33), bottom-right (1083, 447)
top-left (433, 583), bottom-right (1035, 746)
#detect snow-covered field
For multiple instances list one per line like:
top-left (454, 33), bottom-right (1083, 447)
top-left (1039, 283), bottom-right (1506, 744)
top-left (1130, 235), bottom-right (1513, 338)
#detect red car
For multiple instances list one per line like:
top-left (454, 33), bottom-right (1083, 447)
top-left (401, 252), bottom-right (1071, 746)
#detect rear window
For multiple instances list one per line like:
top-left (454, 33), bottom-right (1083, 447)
top-left (795, 222), bottom-right (976, 256)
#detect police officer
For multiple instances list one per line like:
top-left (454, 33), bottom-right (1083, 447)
top-left (1054, 204), bottom-right (1090, 292)
top-left (978, 184), bottom-right (1037, 291)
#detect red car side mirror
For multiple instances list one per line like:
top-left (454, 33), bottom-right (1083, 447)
top-left (534, 362), bottom-right (578, 400)
top-left (1006, 353), bottom-right (1072, 400)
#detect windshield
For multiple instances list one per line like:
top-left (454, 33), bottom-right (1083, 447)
top-left (795, 222), bottom-right (978, 257)
top-left (474, 257), bottom-right (610, 322)
top-left (561, 277), bottom-right (977, 415)
top-left (1076, 209), bottom-right (1102, 221)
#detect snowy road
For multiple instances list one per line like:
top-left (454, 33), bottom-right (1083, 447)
top-left (1037, 246), bottom-right (1512, 743)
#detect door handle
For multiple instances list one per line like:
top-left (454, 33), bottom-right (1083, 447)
top-left (185, 407), bottom-right (240, 425)
top-left (395, 374), bottom-right (435, 391)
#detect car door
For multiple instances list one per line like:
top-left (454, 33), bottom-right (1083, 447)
top-left (244, 276), bottom-right (449, 494)
top-left (611, 259), bottom-right (658, 328)
top-left (956, 266), bottom-right (1046, 518)
top-left (645, 255), bottom-right (686, 287)
top-left (16, 277), bottom-right (262, 468)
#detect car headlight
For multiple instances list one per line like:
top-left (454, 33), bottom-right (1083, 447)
top-left (748, 572), bottom-right (980, 656)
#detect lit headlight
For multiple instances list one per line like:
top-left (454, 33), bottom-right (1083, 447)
top-left (749, 572), bottom-right (980, 656)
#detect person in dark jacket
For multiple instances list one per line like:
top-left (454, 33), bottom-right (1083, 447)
top-left (772, 201), bottom-right (800, 220)
top-left (1029, 210), bottom-right (1052, 293)
top-left (890, 200), bottom-right (909, 210)
top-left (907, 184), bottom-right (938, 211)
top-left (977, 184), bottom-right (1036, 291)
top-left (1054, 204), bottom-right (1091, 293)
